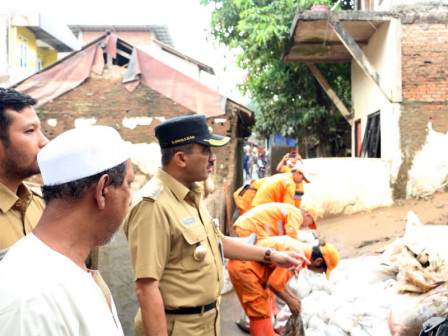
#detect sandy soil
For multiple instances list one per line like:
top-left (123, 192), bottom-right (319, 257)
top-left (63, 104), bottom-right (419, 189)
top-left (316, 190), bottom-right (448, 259)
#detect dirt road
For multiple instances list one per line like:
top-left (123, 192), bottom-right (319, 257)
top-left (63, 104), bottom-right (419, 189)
top-left (317, 190), bottom-right (448, 259)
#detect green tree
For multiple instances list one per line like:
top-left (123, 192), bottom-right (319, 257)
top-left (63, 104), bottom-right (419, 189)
top-left (201, 0), bottom-right (353, 157)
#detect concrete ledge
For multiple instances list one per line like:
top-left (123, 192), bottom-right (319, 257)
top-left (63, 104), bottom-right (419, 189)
top-left (301, 157), bottom-right (393, 217)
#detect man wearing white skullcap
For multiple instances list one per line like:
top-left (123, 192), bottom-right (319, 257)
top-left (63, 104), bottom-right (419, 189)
top-left (0, 126), bottom-right (134, 336)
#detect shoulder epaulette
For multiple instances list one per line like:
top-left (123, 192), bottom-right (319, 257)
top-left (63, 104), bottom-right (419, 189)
top-left (142, 182), bottom-right (164, 201)
top-left (29, 186), bottom-right (43, 198)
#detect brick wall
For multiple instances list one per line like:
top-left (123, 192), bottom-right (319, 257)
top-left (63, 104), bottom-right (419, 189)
top-left (402, 22), bottom-right (448, 133)
top-left (393, 20), bottom-right (448, 198)
top-left (37, 65), bottom-right (238, 210)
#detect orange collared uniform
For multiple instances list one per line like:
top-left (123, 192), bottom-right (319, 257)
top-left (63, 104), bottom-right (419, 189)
top-left (233, 177), bottom-right (267, 215)
top-left (227, 236), bottom-right (312, 319)
top-left (251, 173), bottom-right (304, 210)
top-left (233, 202), bottom-right (304, 240)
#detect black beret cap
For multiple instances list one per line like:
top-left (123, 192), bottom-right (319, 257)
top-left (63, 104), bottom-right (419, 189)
top-left (155, 115), bottom-right (230, 149)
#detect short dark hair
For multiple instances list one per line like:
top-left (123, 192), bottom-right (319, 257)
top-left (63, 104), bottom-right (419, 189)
top-left (41, 161), bottom-right (127, 204)
top-left (0, 88), bottom-right (37, 145)
top-left (312, 243), bottom-right (327, 271)
top-left (160, 143), bottom-right (195, 166)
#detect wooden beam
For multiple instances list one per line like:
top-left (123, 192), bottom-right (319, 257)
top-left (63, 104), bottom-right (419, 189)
top-left (116, 48), bottom-right (132, 60)
top-left (328, 16), bottom-right (395, 102)
top-left (306, 63), bottom-right (353, 126)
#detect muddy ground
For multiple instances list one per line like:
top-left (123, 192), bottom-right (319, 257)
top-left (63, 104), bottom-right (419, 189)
top-left (317, 190), bottom-right (448, 259)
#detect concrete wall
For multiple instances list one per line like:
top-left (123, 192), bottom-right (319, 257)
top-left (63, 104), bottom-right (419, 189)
top-left (352, 11), bottom-right (448, 199)
top-left (374, 0), bottom-right (448, 11)
top-left (301, 158), bottom-right (393, 218)
top-left (351, 18), bottom-right (402, 182)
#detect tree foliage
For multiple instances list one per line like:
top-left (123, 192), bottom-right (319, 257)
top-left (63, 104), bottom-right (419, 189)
top-left (200, 0), bottom-right (353, 156)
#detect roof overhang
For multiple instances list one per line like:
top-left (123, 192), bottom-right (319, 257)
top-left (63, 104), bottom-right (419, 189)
top-left (12, 14), bottom-right (80, 52)
top-left (283, 10), bottom-right (397, 64)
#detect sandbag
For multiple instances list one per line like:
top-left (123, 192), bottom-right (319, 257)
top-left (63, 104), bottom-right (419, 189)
top-left (388, 282), bottom-right (448, 336)
top-left (279, 314), bottom-right (305, 336)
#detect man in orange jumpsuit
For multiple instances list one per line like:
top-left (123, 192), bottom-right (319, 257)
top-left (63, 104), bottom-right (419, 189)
top-left (275, 150), bottom-right (302, 173)
top-left (233, 177), bottom-right (267, 215)
top-left (227, 236), bottom-right (339, 336)
top-left (233, 202), bottom-right (317, 240)
top-left (251, 162), bottom-right (310, 210)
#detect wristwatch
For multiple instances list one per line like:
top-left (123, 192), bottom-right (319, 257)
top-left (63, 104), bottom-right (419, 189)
top-left (264, 248), bottom-right (275, 263)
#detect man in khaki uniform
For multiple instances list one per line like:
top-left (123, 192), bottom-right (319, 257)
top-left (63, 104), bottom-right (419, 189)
top-left (0, 88), bottom-right (48, 259)
top-left (124, 115), bottom-right (309, 336)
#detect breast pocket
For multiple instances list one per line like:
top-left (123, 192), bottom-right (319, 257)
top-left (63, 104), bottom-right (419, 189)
top-left (180, 222), bottom-right (208, 270)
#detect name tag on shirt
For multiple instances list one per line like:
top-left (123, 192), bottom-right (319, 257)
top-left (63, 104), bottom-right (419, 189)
top-left (182, 217), bottom-right (196, 226)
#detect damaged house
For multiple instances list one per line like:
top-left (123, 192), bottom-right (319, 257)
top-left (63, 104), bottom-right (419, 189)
top-left (280, 0), bottom-right (448, 216)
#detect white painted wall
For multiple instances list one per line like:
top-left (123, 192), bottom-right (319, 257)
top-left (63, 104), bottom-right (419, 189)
top-left (0, 17), bottom-right (8, 83)
top-left (351, 18), bottom-right (402, 183)
top-left (407, 123), bottom-right (448, 197)
top-left (374, 0), bottom-right (447, 11)
top-left (301, 158), bottom-right (393, 218)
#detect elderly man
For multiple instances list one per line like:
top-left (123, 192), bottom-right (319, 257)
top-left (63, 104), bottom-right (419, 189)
top-left (0, 126), bottom-right (134, 335)
top-left (124, 115), bottom-right (308, 336)
top-left (228, 236), bottom-right (340, 336)
top-left (251, 162), bottom-right (311, 210)
top-left (0, 88), bottom-right (48, 259)
top-left (233, 202), bottom-right (317, 240)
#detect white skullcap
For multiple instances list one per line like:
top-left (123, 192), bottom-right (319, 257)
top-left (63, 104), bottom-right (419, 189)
top-left (38, 126), bottom-right (130, 186)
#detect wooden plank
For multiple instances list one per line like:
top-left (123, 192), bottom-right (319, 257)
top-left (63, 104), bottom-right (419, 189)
top-left (328, 16), bottom-right (394, 102)
top-left (306, 63), bottom-right (353, 126)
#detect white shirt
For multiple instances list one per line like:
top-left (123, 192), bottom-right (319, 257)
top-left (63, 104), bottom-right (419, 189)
top-left (0, 234), bottom-right (124, 336)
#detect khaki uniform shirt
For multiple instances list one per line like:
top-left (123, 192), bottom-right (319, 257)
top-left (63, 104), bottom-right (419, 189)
top-left (124, 169), bottom-right (224, 310)
top-left (0, 182), bottom-right (45, 259)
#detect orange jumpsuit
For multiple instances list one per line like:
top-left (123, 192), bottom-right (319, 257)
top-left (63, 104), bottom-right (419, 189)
top-left (227, 236), bottom-right (312, 319)
top-left (233, 177), bottom-right (267, 215)
top-left (251, 173), bottom-right (304, 209)
top-left (233, 202), bottom-right (304, 240)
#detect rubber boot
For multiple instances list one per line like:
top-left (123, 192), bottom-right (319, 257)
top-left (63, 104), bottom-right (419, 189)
top-left (249, 318), bottom-right (276, 336)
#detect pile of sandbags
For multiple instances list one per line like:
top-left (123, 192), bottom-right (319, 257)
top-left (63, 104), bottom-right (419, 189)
top-left (274, 258), bottom-right (395, 335)
top-left (275, 211), bottom-right (448, 336)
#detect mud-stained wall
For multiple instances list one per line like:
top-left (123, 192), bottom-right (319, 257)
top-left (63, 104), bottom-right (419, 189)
top-left (352, 11), bottom-right (448, 199)
top-left (393, 103), bottom-right (429, 199)
top-left (397, 18), bottom-right (448, 198)
top-left (301, 158), bottom-right (393, 218)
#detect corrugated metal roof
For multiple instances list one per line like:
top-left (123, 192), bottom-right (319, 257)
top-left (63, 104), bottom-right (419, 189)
top-left (152, 39), bottom-right (215, 75)
top-left (68, 24), bottom-right (174, 47)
